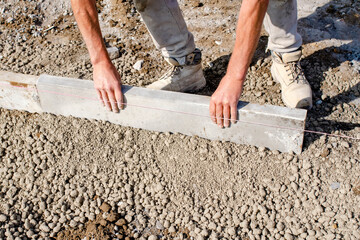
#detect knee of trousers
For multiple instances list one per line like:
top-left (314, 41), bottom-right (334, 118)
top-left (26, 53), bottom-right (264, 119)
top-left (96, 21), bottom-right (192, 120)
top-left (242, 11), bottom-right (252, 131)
top-left (134, 0), bottom-right (147, 12)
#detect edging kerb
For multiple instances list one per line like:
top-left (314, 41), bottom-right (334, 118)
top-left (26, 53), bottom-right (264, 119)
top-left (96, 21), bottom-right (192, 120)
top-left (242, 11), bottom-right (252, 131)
top-left (0, 71), bottom-right (307, 153)
top-left (0, 71), bottom-right (41, 113)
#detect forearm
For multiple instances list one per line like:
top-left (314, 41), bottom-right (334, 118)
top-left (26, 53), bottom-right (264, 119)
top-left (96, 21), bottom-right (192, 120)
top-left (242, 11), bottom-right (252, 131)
top-left (71, 0), bottom-right (110, 66)
top-left (227, 0), bottom-right (269, 82)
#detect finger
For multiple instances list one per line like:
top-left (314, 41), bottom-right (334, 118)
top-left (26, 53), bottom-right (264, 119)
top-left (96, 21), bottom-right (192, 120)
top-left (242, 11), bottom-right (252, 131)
top-left (231, 103), bottom-right (237, 124)
top-left (215, 104), bottom-right (223, 128)
top-left (101, 90), bottom-right (111, 111)
top-left (209, 101), bottom-right (216, 123)
top-left (223, 104), bottom-right (230, 128)
top-left (114, 86), bottom-right (124, 110)
top-left (96, 90), bottom-right (105, 107)
top-left (107, 89), bottom-right (119, 113)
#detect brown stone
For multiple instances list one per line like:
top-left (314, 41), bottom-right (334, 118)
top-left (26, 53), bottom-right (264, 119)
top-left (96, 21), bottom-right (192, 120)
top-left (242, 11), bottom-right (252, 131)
top-left (100, 202), bottom-right (111, 212)
top-left (107, 211), bottom-right (119, 222)
top-left (99, 219), bottom-right (107, 226)
top-left (353, 185), bottom-right (360, 196)
top-left (115, 218), bottom-right (126, 227)
top-left (87, 222), bottom-right (96, 232)
top-left (321, 148), bottom-right (330, 157)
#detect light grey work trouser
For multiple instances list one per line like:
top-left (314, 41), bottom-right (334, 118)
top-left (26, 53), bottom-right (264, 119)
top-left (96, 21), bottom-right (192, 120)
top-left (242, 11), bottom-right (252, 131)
top-left (137, 0), bottom-right (302, 58)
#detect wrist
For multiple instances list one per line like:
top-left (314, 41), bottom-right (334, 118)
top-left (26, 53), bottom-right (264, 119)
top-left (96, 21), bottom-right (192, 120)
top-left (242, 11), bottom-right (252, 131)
top-left (91, 50), bottom-right (112, 67)
top-left (93, 58), bottom-right (113, 69)
top-left (226, 59), bottom-right (247, 83)
top-left (224, 71), bottom-right (246, 84)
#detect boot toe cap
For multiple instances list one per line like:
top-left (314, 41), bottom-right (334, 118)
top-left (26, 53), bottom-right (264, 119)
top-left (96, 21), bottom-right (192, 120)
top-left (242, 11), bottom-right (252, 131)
top-left (283, 86), bottom-right (313, 109)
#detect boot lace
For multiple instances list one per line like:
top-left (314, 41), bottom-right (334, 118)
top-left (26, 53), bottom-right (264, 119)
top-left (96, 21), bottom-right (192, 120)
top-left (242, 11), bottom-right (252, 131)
top-left (159, 65), bottom-right (182, 81)
top-left (285, 62), bottom-right (307, 84)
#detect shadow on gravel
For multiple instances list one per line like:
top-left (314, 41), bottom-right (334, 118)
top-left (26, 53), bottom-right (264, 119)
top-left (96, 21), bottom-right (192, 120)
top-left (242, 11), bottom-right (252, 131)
top-left (298, 0), bottom-right (360, 148)
top-left (199, 35), bottom-right (270, 96)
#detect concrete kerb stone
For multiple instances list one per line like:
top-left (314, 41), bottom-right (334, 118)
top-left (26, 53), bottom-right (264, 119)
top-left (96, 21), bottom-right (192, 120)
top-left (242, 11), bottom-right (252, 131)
top-left (0, 71), bottom-right (42, 113)
top-left (36, 74), bottom-right (307, 153)
top-left (0, 71), bottom-right (307, 153)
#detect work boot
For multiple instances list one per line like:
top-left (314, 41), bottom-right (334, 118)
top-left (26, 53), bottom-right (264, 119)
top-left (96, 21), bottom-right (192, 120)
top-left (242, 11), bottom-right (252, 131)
top-left (147, 49), bottom-right (206, 92)
top-left (271, 49), bottom-right (313, 109)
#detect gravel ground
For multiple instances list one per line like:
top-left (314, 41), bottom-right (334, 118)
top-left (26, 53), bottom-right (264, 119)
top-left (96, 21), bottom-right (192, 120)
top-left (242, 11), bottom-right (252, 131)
top-left (0, 0), bottom-right (360, 239)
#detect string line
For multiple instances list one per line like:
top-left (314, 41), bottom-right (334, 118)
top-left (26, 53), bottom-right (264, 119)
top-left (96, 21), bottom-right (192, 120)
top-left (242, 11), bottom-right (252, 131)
top-left (0, 82), bottom-right (359, 140)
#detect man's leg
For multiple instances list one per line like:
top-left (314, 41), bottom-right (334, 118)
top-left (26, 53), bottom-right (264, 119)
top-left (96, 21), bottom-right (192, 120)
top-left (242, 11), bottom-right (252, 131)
top-left (135, 0), bottom-right (206, 92)
top-left (263, 0), bottom-right (302, 52)
top-left (263, 0), bottom-right (312, 109)
top-left (136, 0), bottom-right (194, 58)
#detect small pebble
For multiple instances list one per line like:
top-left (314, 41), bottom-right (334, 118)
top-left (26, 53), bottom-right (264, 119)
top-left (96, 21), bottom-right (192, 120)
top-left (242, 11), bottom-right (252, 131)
top-left (133, 60), bottom-right (144, 70)
top-left (100, 202), bottom-right (111, 212)
top-left (0, 214), bottom-right (7, 222)
top-left (148, 235), bottom-right (157, 240)
top-left (330, 182), bottom-right (340, 190)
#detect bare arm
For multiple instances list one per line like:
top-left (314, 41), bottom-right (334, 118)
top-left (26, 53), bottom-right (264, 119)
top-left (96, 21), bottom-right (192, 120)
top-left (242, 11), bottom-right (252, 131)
top-left (210, 0), bottom-right (269, 128)
top-left (71, 0), bottom-right (123, 112)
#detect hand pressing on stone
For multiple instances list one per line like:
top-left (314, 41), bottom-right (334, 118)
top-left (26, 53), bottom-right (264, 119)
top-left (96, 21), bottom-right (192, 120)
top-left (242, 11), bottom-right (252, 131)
top-left (93, 61), bottom-right (124, 112)
top-left (71, 0), bottom-right (124, 112)
top-left (210, 75), bottom-right (243, 128)
top-left (210, 0), bottom-right (269, 128)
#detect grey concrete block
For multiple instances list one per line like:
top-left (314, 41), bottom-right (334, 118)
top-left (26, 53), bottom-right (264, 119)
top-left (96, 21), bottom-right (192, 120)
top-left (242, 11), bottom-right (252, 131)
top-left (37, 74), bottom-right (307, 153)
top-left (0, 71), bottom-right (42, 112)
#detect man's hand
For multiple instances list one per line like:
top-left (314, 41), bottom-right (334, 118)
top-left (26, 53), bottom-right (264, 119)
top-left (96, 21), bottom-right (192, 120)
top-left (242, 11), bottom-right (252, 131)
top-left (210, 0), bottom-right (269, 128)
top-left (71, 0), bottom-right (123, 112)
top-left (210, 75), bottom-right (243, 128)
top-left (93, 61), bottom-right (123, 112)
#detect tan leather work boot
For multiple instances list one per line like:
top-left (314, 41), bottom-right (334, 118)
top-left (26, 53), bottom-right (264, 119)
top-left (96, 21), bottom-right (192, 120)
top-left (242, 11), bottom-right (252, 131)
top-left (271, 49), bottom-right (313, 109)
top-left (147, 49), bottom-right (206, 92)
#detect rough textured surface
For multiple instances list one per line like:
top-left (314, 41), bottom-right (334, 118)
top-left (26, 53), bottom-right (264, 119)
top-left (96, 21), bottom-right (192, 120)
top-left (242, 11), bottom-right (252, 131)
top-left (0, 0), bottom-right (360, 239)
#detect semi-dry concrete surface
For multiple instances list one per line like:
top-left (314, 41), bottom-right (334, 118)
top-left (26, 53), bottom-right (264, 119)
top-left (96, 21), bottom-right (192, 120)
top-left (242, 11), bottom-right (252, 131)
top-left (0, 0), bottom-right (359, 239)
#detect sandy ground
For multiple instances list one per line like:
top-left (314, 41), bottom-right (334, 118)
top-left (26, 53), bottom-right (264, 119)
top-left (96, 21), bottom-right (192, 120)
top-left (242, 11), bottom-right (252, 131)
top-left (0, 0), bottom-right (360, 239)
